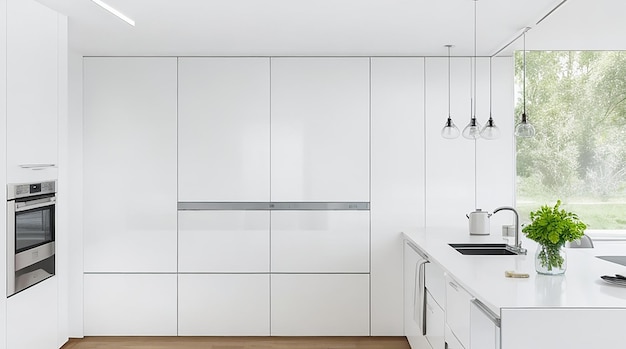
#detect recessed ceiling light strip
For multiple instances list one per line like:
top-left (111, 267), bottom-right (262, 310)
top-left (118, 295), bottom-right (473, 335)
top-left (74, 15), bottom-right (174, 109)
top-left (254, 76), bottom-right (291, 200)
top-left (91, 0), bottom-right (135, 26)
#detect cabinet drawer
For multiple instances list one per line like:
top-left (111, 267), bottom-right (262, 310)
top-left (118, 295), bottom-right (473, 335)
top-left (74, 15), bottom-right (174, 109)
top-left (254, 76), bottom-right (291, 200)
top-left (425, 291), bottom-right (445, 349)
top-left (445, 276), bottom-right (472, 349)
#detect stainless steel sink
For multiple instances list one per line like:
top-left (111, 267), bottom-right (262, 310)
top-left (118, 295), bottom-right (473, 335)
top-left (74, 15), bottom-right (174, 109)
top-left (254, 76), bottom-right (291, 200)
top-left (449, 243), bottom-right (518, 255)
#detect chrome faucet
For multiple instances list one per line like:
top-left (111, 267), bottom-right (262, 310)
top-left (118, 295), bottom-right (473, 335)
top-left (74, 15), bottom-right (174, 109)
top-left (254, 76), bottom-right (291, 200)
top-left (492, 206), bottom-right (527, 255)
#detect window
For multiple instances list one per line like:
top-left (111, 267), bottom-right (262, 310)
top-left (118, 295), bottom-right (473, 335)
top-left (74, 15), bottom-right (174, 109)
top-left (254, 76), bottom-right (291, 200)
top-left (516, 51), bottom-right (626, 237)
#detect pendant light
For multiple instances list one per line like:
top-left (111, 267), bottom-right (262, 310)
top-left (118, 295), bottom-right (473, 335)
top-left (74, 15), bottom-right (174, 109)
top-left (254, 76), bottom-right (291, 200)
top-left (441, 45), bottom-right (460, 139)
top-left (462, 0), bottom-right (481, 140)
top-left (515, 31), bottom-right (536, 138)
top-left (480, 57), bottom-right (500, 140)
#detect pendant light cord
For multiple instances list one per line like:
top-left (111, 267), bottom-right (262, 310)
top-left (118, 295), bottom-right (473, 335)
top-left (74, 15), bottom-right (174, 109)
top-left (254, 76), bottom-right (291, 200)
top-left (489, 56), bottom-right (492, 117)
top-left (473, 0), bottom-right (477, 118)
top-left (523, 32), bottom-right (526, 117)
top-left (448, 45), bottom-right (451, 117)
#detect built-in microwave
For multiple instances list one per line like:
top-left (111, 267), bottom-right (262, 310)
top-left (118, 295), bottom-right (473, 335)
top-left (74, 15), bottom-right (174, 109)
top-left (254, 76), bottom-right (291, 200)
top-left (7, 181), bottom-right (56, 296)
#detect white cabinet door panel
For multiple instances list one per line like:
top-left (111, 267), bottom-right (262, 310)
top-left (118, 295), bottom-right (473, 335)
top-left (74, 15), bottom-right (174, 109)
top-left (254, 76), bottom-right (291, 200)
top-left (178, 211), bottom-right (270, 272)
top-left (445, 276), bottom-right (473, 349)
top-left (178, 274), bottom-right (270, 336)
top-left (271, 58), bottom-right (369, 202)
top-left (83, 274), bottom-right (177, 335)
top-left (178, 58), bottom-right (270, 202)
top-left (501, 308), bottom-right (626, 349)
top-left (271, 211), bottom-right (369, 273)
top-left (271, 274), bottom-right (369, 336)
top-left (6, 0), bottom-right (58, 183)
top-left (83, 57), bottom-right (177, 272)
top-left (426, 291), bottom-right (445, 349)
top-left (7, 277), bottom-right (58, 349)
top-left (470, 301), bottom-right (500, 349)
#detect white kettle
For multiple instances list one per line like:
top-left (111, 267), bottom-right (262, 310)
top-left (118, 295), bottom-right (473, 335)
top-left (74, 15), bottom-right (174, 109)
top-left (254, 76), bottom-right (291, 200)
top-left (466, 209), bottom-right (491, 235)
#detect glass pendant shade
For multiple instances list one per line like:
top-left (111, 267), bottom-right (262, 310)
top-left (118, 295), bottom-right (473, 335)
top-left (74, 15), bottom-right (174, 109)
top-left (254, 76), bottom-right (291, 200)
top-left (515, 113), bottom-right (536, 138)
top-left (462, 117), bottom-right (482, 140)
top-left (480, 116), bottom-right (500, 140)
top-left (441, 117), bottom-right (460, 139)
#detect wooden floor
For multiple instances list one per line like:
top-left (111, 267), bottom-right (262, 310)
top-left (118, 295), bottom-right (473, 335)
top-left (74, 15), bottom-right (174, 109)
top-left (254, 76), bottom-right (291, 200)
top-left (61, 337), bottom-right (411, 349)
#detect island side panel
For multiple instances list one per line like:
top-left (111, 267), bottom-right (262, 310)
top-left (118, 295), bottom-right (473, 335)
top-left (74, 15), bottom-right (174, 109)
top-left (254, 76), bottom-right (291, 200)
top-left (501, 308), bottom-right (626, 349)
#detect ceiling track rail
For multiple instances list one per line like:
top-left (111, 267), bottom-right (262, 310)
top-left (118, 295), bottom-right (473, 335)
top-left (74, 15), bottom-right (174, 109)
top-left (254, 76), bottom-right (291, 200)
top-left (490, 0), bottom-right (568, 57)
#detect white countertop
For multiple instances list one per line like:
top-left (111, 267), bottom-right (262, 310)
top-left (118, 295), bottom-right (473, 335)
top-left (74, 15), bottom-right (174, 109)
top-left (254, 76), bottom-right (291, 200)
top-left (403, 227), bottom-right (626, 314)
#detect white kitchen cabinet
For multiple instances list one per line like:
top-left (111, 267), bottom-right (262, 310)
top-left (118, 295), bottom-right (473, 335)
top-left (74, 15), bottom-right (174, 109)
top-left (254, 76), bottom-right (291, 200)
top-left (178, 211), bottom-right (270, 273)
top-left (178, 274), bottom-right (270, 336)
top-left (270, 57), bottom-right (370, 202)
top-left (370, 57), bottom-right (424, 335)
top-left (6, 277), bottom-right (58, 349)
top-left (83, 274), bottom-right (177, 335)
top-left (178, 210), bottom-right (270, 272)
top-left (6, 0), bottom-right (59, 183)
top-left (470, 300), bottom-right (500, 349)
top-left (271, 274), bottom-right (369, 336)
top-left (82, 57), bottom-right (177, 272)
top-left (425, 262), bottom-right (446, 310)
top-left (445, 275), bottom-right (473, 349)
top-left (271, 211), bottom-right (369, 273)
top-left (426, 291), bottom-right (445, 349)
top-left (445, 324), bottom-right (465, 349)
top-left (177, 57), bottom-right (270, 202)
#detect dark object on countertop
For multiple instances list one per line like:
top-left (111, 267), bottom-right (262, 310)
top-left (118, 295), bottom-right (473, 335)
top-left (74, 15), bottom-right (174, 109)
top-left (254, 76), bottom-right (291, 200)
top-left (597, 255), bottom-right (626, 267)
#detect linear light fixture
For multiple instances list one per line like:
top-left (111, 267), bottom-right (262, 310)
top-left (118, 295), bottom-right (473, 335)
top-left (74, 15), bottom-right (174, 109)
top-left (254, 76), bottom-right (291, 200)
top-left (91, 0), bottom-right (135, 26)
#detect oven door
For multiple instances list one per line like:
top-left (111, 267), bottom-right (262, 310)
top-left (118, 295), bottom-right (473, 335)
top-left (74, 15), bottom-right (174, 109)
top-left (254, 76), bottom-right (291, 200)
top-left (7, 194), bottom-right (56, 296)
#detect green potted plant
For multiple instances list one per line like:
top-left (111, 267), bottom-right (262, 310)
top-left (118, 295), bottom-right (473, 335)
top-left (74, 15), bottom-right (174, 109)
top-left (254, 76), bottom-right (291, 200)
top-left (522, 200), bottom-right (587, 275)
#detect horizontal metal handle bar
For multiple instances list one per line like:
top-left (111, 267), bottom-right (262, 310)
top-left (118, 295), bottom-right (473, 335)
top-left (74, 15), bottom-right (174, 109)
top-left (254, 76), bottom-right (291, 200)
top-left (15, 197), bottom-right (56, 212)
top-left (471, 299), bottom-right (501, 327)
top-left (405, 240), bottom-right (429, 260)
top-left (178, 202), bottom-right (370, 211)
top-left (19, 164), bottom-right (56, 169)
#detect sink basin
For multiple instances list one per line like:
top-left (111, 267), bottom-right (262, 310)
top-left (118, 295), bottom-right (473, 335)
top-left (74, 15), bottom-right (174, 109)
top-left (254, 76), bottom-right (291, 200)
top-left (449, 243), bottom-right (517, 255)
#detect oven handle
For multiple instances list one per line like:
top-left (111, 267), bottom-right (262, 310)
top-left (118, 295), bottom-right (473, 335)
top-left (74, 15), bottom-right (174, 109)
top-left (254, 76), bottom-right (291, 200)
top-left (15, 196), bottom-right (56, 212)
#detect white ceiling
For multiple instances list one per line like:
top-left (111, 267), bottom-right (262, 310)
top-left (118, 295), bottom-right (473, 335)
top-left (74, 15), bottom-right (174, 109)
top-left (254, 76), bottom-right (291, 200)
top-left (34, 0), bottom-right (626, 57)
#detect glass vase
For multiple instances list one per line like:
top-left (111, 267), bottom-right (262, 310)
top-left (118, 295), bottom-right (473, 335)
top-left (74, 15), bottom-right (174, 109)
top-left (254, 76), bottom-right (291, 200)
top-left (535, 244), bottom-right (567, 275)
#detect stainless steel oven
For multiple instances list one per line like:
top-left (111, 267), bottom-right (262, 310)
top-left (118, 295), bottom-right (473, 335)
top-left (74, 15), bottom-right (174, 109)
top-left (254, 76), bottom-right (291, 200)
top-left (7, 181), bottom-right (56, 296)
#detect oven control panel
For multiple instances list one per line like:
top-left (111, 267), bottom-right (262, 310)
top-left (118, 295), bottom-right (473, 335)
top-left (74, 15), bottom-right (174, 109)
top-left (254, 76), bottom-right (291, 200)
top-left (8, 181), bottom-right (56, 199)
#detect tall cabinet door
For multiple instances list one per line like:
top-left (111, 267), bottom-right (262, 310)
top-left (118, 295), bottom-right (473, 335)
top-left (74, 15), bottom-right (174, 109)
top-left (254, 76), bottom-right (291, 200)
top-left (178, 58), bottom-right (270, 202)
top-left (270, 58), bottom-right (370, 202)
top-left (83, 57), bottom-right (178, 273)
top-left (6, 0), bottom-right (59, 182)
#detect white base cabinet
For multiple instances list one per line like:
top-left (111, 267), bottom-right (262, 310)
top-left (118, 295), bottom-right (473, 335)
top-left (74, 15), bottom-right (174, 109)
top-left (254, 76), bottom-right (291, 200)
top-left (425, 291), bottom-right (445, 349)
top-left (445, 275), bottom-right (472, 349)
top-left (470, 301), bottom-right (500, 349)
top-left (83, 274), bottom-right (177, 336)
top-left (271, 274), bottom-right (369, 336)
top-left (6, 277), bottom-right (58, 349)
top-left (178, 274), bottom-right (270, 336)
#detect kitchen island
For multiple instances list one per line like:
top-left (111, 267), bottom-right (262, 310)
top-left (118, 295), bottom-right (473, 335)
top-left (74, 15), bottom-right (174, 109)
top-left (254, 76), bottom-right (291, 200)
top-left (403, 227), bottom-right (626, 349)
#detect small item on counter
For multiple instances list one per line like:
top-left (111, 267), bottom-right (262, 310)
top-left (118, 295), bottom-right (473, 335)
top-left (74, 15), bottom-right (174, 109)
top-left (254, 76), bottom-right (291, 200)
top-left (505, 270), bottom-right (530, 278)
top-left (600, 275), bottom-right (626, 287)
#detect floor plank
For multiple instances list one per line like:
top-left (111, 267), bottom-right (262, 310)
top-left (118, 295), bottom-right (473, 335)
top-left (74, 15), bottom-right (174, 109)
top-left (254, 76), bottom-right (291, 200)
top-left (61, 337), bottom-right (411, 349)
